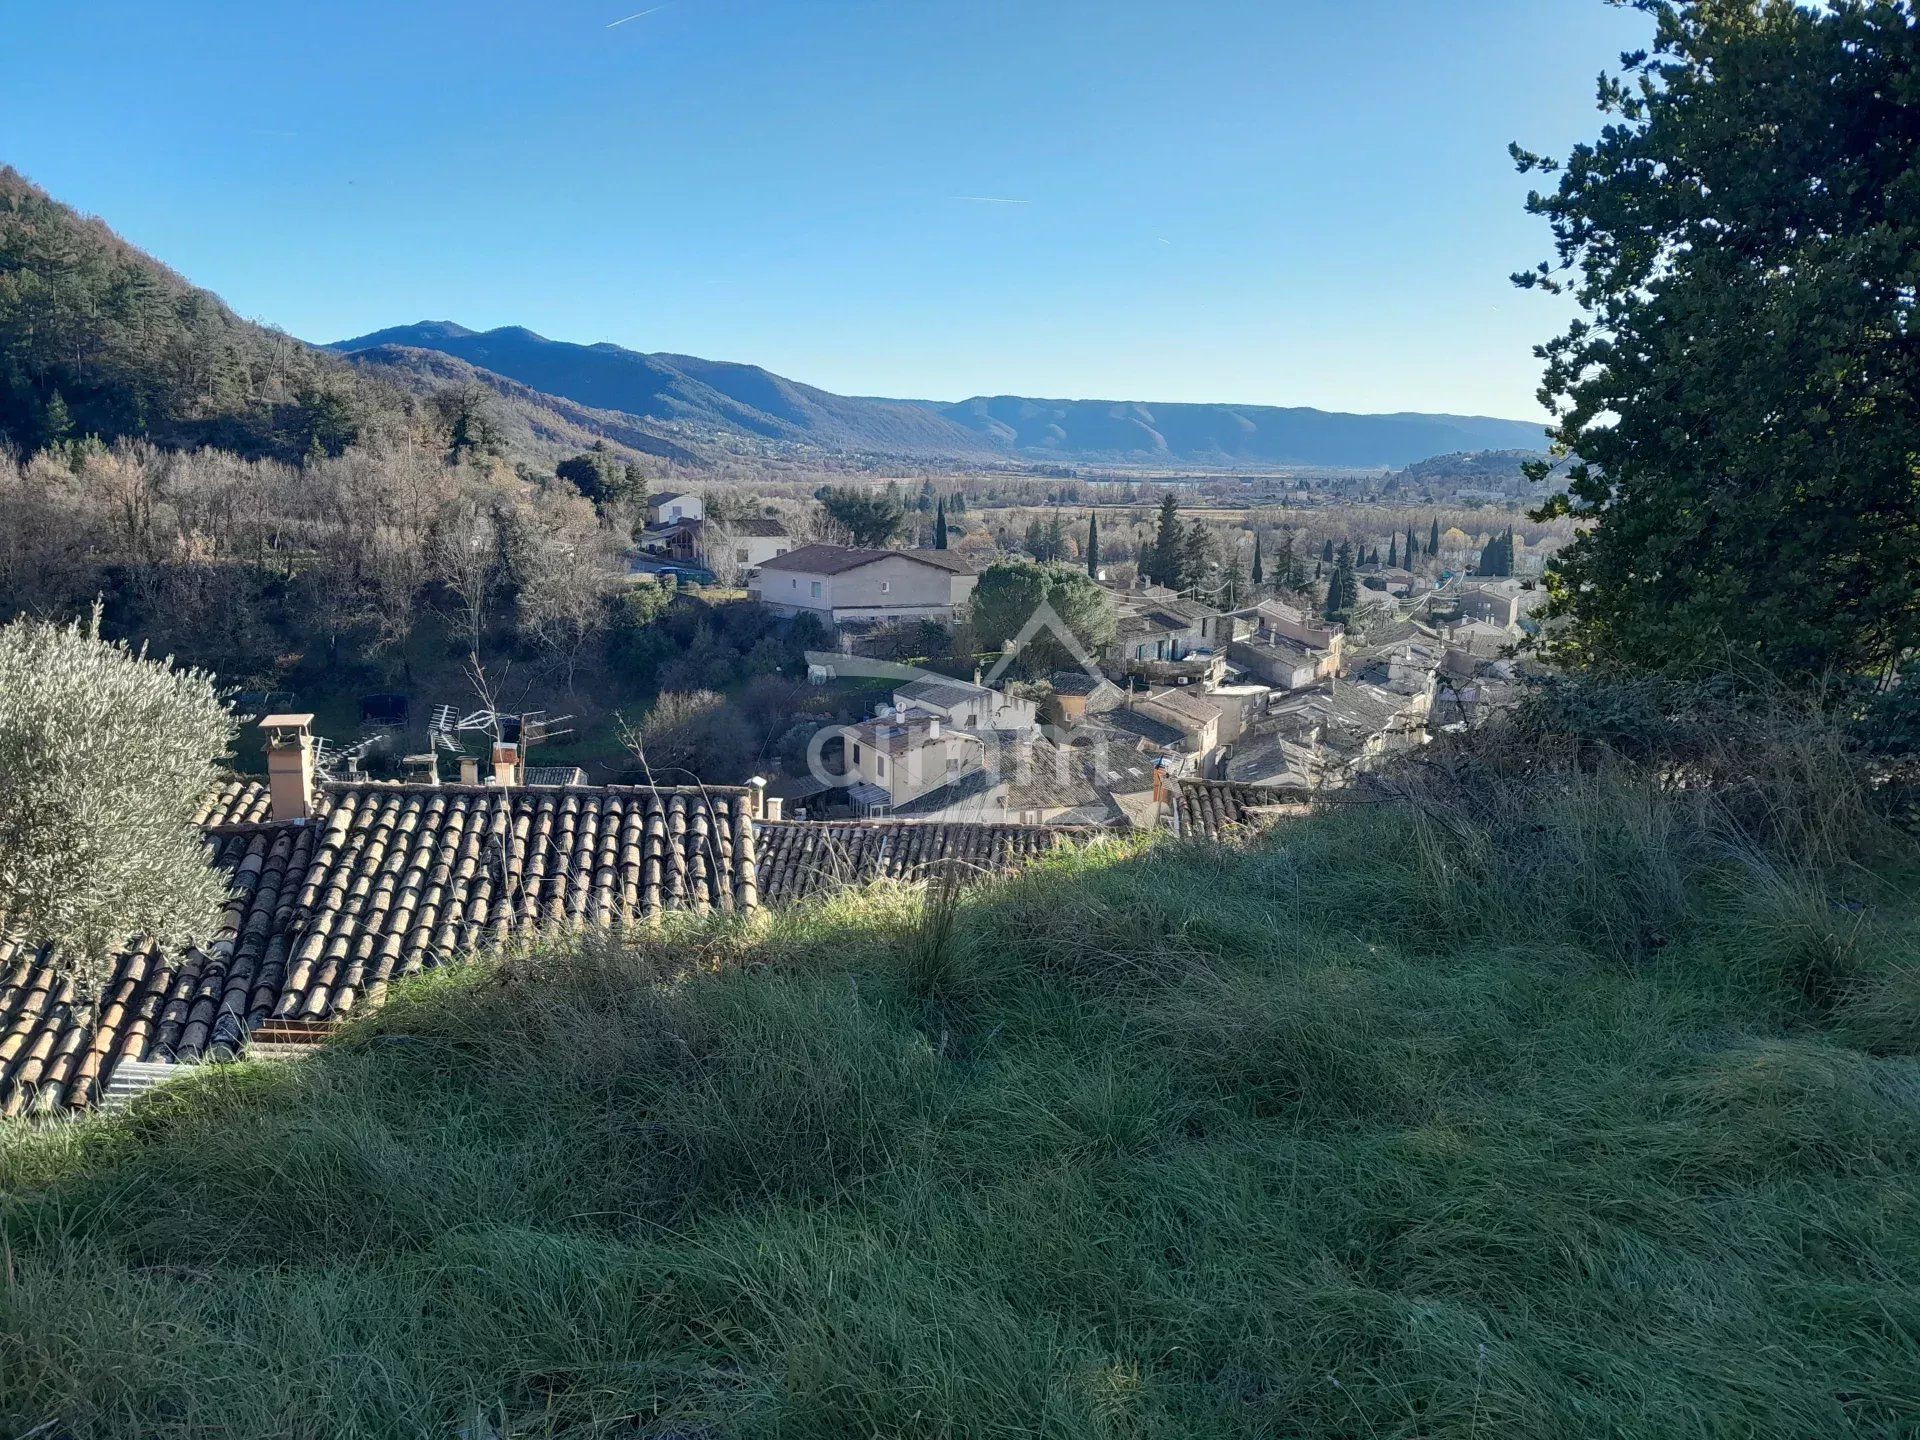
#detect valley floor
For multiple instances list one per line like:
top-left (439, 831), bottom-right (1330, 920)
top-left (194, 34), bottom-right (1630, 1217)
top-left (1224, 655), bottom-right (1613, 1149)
top-left (3, 769), bottom-right (1918, 1438)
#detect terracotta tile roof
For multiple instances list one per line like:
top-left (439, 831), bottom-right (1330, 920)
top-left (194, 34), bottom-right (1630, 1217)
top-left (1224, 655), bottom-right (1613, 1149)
top-left (754, 819), bottom-right (1091, 905)
top-left (1, 780), bottom-right (758, 1115)
top-left (1174, 779), bottom-right (1316, 840)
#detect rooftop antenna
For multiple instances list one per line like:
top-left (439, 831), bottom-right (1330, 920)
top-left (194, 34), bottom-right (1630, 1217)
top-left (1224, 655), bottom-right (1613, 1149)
top-left (312, 733), bottom-right (377, 784)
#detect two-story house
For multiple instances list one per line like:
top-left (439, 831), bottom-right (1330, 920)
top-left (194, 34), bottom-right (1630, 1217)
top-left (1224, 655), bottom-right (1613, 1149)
top-left (749, 544), bottom-right (979, 626)
top-left (841, 711), bottom-right (989, 813)
top-left (892, 675), bottom-right (1037, 732)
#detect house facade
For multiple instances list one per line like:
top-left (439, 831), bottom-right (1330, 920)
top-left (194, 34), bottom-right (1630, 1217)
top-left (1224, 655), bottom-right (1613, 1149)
top-left (716, 517), bottom-right (793, 572)
top-left (646, 492), bottom-right (703, 526)
top-left (750, 544), bottom-right (978, 625)
top-left (841, 711), bottom-right (989, 810)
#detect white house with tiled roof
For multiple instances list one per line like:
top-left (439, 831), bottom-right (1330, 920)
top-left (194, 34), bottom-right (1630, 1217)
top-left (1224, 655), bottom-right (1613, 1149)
top-left (749, 544), bottom-right (979, 626)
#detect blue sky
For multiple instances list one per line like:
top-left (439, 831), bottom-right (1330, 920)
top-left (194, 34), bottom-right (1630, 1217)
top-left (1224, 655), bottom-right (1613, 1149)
top-left (1, 2), bottom-right (1649, 420)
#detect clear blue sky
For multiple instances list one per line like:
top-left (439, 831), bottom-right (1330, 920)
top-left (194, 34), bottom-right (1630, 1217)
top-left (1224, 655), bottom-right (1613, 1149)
top-left (1, 1), bottom-right (1649, 420)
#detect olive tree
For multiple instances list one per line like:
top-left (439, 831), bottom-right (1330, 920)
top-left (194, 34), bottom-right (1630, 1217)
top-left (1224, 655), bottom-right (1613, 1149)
top-left (0, 610), bottom-right (235, 998)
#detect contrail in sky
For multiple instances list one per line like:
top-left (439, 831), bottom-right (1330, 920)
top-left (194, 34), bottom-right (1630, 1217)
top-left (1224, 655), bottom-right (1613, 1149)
top-left (950, 195), bottom-right (1030, 205)
top-left (606, 5), bottom-right (670, 27)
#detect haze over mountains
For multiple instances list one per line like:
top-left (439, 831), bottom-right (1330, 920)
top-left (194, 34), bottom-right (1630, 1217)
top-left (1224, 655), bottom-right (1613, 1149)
top-left (331, 322), bottom-right (1547, 469)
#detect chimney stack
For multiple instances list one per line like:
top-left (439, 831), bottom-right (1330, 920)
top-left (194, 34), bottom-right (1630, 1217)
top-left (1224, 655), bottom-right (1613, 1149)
top-left (260, 714), bottom-right (317, 824)
top-left (402, 752), bottom-right (440, 787)
top-left (748, 775), bottom-right (768, 819)
top-left (459, 755), bottom-right (481, 786)
top-left (491, 740), bottom-right (520, 787)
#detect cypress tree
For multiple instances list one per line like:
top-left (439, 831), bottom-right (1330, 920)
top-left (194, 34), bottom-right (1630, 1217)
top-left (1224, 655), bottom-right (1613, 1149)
top-left (1250, 532), bottom-right (1264, 586)
top-left (934, 497), bottom-right (949, 549)
top-left (1321, 538), bottom-right (1335, 564)
top-left (1326, 540), bottom-right (1358, 619)
top-left (1429, 517), bottom-right (1441, 556)
top-left (1388, 534), bottom-right (1399, 568)
top-left (1149, 493), bottom-right (1182, 586)
top-left (1086, 514), bottom-right (1100, 577)
top-left (1179, 519), bottom-right (1214, 593)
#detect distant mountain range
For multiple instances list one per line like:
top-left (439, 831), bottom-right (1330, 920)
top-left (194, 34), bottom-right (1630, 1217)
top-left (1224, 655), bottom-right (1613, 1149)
top-left (330, 322), bottom-right (1547, 469)
top-left (0, 160), bottom-right (1545, 474)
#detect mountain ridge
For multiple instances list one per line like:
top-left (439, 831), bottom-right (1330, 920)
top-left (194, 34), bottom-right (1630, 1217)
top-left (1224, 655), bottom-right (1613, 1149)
top-left (331, 322), bottom-right (1548, 469)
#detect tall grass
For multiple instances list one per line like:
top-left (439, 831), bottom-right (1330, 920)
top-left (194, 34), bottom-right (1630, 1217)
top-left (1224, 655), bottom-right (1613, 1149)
top-left (2, 687), bottom-right (1918, 1437)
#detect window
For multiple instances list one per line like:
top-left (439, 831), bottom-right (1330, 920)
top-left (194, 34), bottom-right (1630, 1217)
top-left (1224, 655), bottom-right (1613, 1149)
top-left (736, 547), bottom-right (750, 562)
top-left (879, 580), bottom-right (891, 593)
top-left (877, 755), bottom-right (886, 777)
top-left (810, 580), bottom-right (822, 598)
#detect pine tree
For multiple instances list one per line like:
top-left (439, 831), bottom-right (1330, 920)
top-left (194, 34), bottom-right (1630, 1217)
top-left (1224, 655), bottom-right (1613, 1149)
top-left (1085, 514), bottom-right (1100, 577)
top-left (1250, 532), bottom-right (1264, 586)
top-left (934, 497), bottom-right (949, 550)
top-left (1276, 532), bottom-right (1300, 591)
top-left (1045, 509), bottom-right (1067, 565)
top-left (40, 388), bottom-right (72, 447)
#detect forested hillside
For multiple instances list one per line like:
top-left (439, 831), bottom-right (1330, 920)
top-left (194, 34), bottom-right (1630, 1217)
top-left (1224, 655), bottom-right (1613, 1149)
top-left (0, 168), bottom-right (411, 462)
top-left (0, 171), bottom-right (677, 471)
top-left (344, 344), bottom-right (704, 468)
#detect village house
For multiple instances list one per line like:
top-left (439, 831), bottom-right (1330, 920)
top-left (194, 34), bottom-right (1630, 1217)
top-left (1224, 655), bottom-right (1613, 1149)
top-left (1131, 687), bottom-right (1223, 755)
top-left (749, 544), bottom-right (979, 627)
top-left (1224, 676), bottom-right (1432, 790)
top-left (1224, 599), bottom-right (1344, 692)
top-left (712, 516), bottom-right (793, 572)
top-left (1454, 578), bottom-right (1545, 630)
top-left (1048, 669), bottom-right (1125, 724)
top-left (892, 674), bottom-right (1038, 733)
top-left (840, 710), bottom-right (989, 815)
top-left (646, 491), bottom-right (703, 527)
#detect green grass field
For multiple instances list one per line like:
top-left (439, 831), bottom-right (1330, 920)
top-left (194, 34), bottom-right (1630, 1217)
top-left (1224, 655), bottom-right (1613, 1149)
top-left (4, 744), bottom-right (1919, 1437)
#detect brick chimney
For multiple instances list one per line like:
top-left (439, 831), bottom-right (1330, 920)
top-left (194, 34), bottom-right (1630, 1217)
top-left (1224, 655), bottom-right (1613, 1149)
top-left (259, 714), bottom-right (316, 824)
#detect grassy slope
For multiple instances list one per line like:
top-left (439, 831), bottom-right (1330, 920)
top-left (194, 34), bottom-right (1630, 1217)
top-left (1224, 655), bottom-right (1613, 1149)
top-left (3, 779), bottom-right (1919, 1438)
